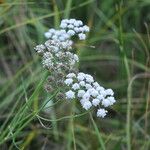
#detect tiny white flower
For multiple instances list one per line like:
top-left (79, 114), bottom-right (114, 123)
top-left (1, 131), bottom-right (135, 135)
top-left (78, 27), bottom-right (83, 32)
top-left (85, 84), bottom-right (92, 90)
top-left (67, 30), bottom-right (75, 36)
top-left (61, 40), bottom-right (72, 49)
top-left (82, 25), bottom-right (90, 32)
top-left (65, 90), bottom-right (75, 99)
top-left (53, 47), bottom-right (59, 52)
top-left (34, 44), bottom-right (45, 53)
top-left (62, 33), bottom-right (70, 39)
top-left (77, 20), bottom-right (83, 26)
top-left (69, 19), bottom-right (76, 24)
top-left (100, 90), bottom-right (107, 97)
top-left (77, 90), bottom-right (85, 98)
top-left (77, 75), bottom-right (85, 81)
top-left (93, 82), bottom-right (100, 88)
top-left (82, 100), bottom-right (92, 110)
top-left (82, 92), bottom-right (90, 100)
top-left (90, 89), bottom-right (99, 97)
top-left (68, 24), bottom-right (74, 29)
top-left (44, 32), bottom-right (52, 38)
top-left (78, 72), bottom-right (85, 76)
top-left (97, 95), bottom-right (104, 101)
top-left (68, 40), bottom-right (73, 45)
top-left (86, 88), bottom-right (91, 93)
top-left (55, 31), bottom-right (61, 36)
top-left (86, 77), bottom-right (94, 83)
top-left (96, 86), bottom-right (103, 92)
top-left (79, 81), bottom-right (85, 86)
top-left (72, 83), bottom-right (80, 90)
top-left (74, 21), bottom-right (80, 27)
top-left (64, 78), bottom-right (73, 85)
top-left (102, 99), bottom-right (111, 107)
top-left (85, 74), bottom-right (93, 79)
top-left (52, 35), bottom-right (58, 40)
top-left (80, 98), bottom-right (87, 105)
top-left (66, 73), bottom-right (76, 78)
top-left (60, 23), bottom-right (67, 28)
top-left (42, 58), bottom-right (53, 68)
top-left (78, 33), bottom-right (86, 40)
top-left (74, 27), bottom-right (80, 32)
top-left (60, 30), bottom-right (66, 34)
top-left (105, 89), bottom-right (114, 96)
top-left (73, 54), bottom-right (79, 62)
top-left (70, 59), bottom-right (76, 65)
top-left (59, 36), bottom-right (66, 41)
top-left (92, 98), bottom-right (100, 106)
top-left (49, 28), bottom-right (55, 33)
top-left (97, 108), bottom-right (108, 118)
top-left (107, 96), bottom-right (116, 105)
top-left (61, 19), bottom-right (69, 23)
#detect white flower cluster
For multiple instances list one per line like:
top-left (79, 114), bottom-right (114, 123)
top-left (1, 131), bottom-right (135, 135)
top-left (35, 40), bottom-right (79, 71)
top-left (34, 18), bottom-right (116, 118)
top-left (35, 19), bottom-right (90, 71)
top-left (45, 39), bottom-right (73, 51)
top-left (64, 72), bottom-right (116, 118)
top-left (34, 44), bottom-right (45, 54)
top-left (45, 18), bottom-right (90, 41)
top-left (45, 29), bottom-right (72, 42)
top-left (35, 39), bottom-right (73, 54)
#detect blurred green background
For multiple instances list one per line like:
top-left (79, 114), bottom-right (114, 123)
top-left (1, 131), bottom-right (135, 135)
top-left (0, 0), bottom-right (150, 149)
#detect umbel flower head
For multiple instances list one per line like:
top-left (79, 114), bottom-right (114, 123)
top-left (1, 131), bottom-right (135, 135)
top-left (34, 18), bottom-right (116, 118)
top-left (45, 19), bottom-right (89, 41)
top-left (34, 18), bottom-right (90, 102)
top-left (64, 72), bottom-right (116, 118)
top-left (34, 40), bottom-right (79, 73)
top-left (34, 18), bottom-right (90, 74)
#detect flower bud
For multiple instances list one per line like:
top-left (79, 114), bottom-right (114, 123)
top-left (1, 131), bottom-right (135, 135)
top-left (44, 84), bottom-right (53, 93)
top-left (47, 76), bottom-right (55, 83)
top-left (56, 92), bottom-right (65, 100)
top-left (57, 80), bottom-right (64, 87)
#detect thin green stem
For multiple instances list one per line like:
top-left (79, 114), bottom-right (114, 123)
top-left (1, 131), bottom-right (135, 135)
top-left (89, 112), bottom-right (105, 150)
top-left (127, 73), bottom-right (150, 150)
top-left (117, 4), bottom-right (131, 150)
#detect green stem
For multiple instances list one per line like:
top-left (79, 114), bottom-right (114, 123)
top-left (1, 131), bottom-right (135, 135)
top-left (117, 4), bottom-right (131, 150)
top-left (89, 112), bottom-right (105, 150)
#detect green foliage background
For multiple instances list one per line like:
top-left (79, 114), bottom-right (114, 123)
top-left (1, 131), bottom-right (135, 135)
top-left (0, 0), bottom-right (150, 149)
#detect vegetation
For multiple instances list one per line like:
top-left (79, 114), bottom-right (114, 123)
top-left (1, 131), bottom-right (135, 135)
top-left (0, 0), bottom-right (150, 149)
